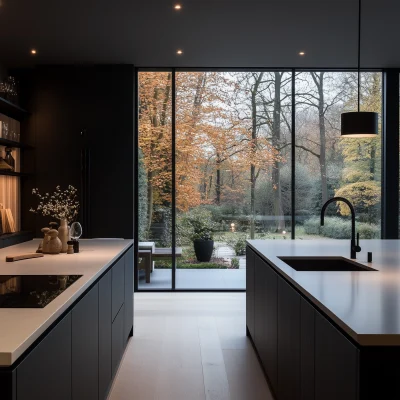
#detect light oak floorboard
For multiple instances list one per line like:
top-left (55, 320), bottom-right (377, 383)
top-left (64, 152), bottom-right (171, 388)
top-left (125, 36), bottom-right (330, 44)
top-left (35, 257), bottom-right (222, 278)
top-left (108, 293), bottom-right (273, 400)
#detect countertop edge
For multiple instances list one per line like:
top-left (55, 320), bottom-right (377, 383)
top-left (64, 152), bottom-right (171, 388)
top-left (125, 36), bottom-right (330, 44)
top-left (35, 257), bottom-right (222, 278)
top-left (0, 239), bottom-right (133, 367)
top-left (247, 241), bottom-right (400, 347)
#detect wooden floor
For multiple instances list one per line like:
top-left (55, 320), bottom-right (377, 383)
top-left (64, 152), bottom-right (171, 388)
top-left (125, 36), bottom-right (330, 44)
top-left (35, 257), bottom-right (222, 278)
top-left (108, 293), bottom-right (273, 400)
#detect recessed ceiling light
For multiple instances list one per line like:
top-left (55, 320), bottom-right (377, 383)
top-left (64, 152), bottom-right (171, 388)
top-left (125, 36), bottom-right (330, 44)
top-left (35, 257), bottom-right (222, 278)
top-left (299, 51), bottom-right (305, 56)
top-left (174, 4), bottom-right (182, 10)
top-left (31, 49), bottom-right (37, 55)
top-left (176, 49), bottom-right (183, 55)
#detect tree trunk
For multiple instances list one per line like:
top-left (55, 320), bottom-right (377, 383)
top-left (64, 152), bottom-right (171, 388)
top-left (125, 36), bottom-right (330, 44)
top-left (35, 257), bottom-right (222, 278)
top-left (312, 72), bottom-right (328, 205)
top-left (215, 154), bottom-right (221, 205)
top-left (250, 73), bottom-right (263, 239)
top-left (147, 170), bottom-right (154, 232)
top-left (272, 72), bottom-right (285, 233)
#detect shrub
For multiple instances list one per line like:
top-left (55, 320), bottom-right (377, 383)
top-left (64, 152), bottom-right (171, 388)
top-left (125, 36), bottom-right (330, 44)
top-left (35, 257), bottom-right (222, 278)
top-left (230, 257), bottom-right (240, 269)
top-left (177, 208), bottom-right (218, 242)
top-left (155, 261), bottom-right (229, 269)
top-left (303, 217), bottom-right (321, 235)
top-left (322, 217), bottom-right (352, 239)
top-left (303, 216), bottom-right (380, 239)
top-left (358, 223), bottom-right (380, 239)
top-left (224, 233), bottom-right (248, 256)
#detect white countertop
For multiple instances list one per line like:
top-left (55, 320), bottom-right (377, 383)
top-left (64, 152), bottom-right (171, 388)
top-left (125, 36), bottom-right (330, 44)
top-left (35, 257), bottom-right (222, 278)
top-left (247, 239), bottom-right (400, 346)
top-left (0, 239), bottom-right (133, 367)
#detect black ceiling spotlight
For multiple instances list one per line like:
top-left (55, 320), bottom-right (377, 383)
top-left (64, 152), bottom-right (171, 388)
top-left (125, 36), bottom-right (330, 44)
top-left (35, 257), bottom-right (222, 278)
top-left (341, 0), bottom-right (378, 137)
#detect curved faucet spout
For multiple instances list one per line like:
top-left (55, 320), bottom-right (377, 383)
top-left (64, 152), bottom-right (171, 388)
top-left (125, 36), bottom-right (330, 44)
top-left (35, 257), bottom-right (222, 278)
top-left (320, 197), bottom-right (360, 259)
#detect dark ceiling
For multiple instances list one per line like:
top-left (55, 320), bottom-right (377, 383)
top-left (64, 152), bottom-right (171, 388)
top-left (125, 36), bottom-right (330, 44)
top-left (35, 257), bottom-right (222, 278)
top-left (0, 0), bottom-right (398, 68)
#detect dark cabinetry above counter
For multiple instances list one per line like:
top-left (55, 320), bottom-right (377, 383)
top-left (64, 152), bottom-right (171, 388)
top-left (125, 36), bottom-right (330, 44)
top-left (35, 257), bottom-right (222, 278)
top-left (246, 245), bottom-right (400, 400)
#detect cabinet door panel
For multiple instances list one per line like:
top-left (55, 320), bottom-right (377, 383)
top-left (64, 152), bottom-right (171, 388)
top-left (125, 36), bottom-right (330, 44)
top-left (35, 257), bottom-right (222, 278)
top-left (278, 277), bottom-right (301, 400)
top-left (124, 246), bottom-right (134, 340)
top-left (17, 313), bottom-right (72, 400)
top-left (300, 297), bottom-right (315, 400)
top-left (315, 313), bottom-right (359, 400)
top-left (246, 247), bottom-right (255, 338)
top-left (254, 256), bottom-right (278, 393)
top-left (72, 284), bottom-right (99, 400)
top-left (112, 304), bottom-right (125, 377)
top-left (99, 270), bottom-right (112, 400)
top-left (112, 257), bottom-right (125, 321)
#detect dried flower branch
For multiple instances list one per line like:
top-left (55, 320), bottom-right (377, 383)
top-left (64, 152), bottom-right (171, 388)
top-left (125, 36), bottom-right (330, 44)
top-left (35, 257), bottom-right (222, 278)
top-left (30, 185), bottom-right (79, 223)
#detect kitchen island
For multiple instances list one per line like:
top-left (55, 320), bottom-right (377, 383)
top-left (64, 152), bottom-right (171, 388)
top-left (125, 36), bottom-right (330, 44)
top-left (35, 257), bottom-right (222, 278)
top-left (0, 239), bottom-right (134, 400)
top-left (247, 239), bottom-right (400, 400)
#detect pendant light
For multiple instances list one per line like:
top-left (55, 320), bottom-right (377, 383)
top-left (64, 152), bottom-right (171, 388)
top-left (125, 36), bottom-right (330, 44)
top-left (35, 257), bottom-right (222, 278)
top-left (341, 0), bottom-right (378, 137)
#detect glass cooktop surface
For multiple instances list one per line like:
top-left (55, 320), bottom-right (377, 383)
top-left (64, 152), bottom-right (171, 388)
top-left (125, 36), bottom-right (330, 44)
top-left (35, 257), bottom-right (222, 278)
top-left (0, 275), bottom-right (82, 308)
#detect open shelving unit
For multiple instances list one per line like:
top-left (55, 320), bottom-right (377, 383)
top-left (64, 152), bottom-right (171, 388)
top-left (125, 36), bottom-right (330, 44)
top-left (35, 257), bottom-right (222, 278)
top-left (0, 95), bottom-right (34, 245)
top-left (0, 96), bottom-right (29, 121)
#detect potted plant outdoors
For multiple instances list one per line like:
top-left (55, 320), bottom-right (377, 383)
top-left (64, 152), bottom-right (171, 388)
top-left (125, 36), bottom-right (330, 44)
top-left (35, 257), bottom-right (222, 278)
top-left (180, 208), bottom-right (217, 262)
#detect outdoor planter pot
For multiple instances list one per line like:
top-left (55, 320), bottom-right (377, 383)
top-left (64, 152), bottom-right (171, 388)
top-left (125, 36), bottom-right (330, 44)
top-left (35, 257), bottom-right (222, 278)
top-left (193, 239), bottom-right (214, 262)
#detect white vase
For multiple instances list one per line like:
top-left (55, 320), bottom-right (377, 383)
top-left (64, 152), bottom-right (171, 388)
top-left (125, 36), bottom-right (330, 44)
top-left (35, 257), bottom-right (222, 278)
top-left (58, 218), bottom-right (69, 253)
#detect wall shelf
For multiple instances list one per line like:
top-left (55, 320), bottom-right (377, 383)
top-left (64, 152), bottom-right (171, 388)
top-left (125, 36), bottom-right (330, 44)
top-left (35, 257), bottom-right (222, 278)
top-left (0, 171), bottom-right (31, 177)
top-left (0, 138), bottom-right (33, 149)
top-left (0, 97), bottom-right (29, 121)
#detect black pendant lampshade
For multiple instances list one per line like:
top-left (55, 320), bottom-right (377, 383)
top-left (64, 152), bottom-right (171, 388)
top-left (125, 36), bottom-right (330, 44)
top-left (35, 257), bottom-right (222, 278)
top-left (340, 0), bottom-right (379, 138)
top-left (341, 111), bottom-right (378, 137)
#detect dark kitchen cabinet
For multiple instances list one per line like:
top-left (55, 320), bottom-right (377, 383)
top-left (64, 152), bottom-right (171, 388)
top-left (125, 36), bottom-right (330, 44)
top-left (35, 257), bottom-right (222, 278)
top-left (254, 253), bottom-right (278, 394)
top-left (315, 312), bottom-right (359, 400)
top-left (99, 270), bottom-right (112, 400)
top-left (277, 277), bottom-right (301, 400)
top-left (112, 304), bottom-right (125, 377)
top-left (112, 257), bottom-right (125, 321)
top-left (18, 65), bottom-right (134, 239)
top-left (72, 284), bottom-right (99, 400)
top-left (124, 247), bottom-right (134, 340)
top-left (16, 313), bottom-right (72, 400)
top-left (300, 297), bottom-right (315, 400)
top-left (246, 248), bottom-right (255, 338)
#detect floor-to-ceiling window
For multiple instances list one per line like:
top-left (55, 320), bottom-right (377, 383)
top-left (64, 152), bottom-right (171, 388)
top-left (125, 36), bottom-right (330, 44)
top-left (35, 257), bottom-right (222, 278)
top-left (174, 71), bottom-right (292, 289)
top-left (138, 71), bottom-right (173, 290)
top-left (294, 71), bottom-right (382, 239)
top-left (136, 69), bottom-right (383, 291)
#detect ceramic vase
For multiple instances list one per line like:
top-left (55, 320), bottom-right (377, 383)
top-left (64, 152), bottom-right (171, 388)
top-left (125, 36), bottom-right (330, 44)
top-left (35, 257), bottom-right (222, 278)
top-left (58, 218), bottom-right (69, 253)
top-left (44, 229), bottom-right (62, 254)
top-left (38, 227), bottom-right (50, 253)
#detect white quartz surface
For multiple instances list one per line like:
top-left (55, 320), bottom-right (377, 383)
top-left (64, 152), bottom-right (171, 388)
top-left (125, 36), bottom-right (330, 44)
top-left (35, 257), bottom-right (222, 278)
top-left (247, 239), bottom-right (400, 346)
top-left (0, 239), bottom-right (133, 366)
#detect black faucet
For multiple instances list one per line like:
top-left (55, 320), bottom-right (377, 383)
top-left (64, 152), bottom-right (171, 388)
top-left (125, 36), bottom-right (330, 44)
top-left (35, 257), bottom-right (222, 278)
top-left (320, 197), bottom-right (361, 259)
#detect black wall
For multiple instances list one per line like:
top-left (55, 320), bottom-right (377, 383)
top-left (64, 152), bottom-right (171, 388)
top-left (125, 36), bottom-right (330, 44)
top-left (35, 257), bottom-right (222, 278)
top-left (18, 65), bottom-right (134, 239)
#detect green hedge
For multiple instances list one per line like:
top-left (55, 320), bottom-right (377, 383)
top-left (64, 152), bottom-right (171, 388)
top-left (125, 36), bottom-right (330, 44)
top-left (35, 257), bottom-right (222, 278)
top-left (156, 262), bottom-right (229, 269)
top-left (303, 217), bottom-right (380, 239)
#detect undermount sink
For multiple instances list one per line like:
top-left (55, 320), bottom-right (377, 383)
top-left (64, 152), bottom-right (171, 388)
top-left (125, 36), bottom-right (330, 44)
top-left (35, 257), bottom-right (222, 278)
top-left (278, 256), bottom-right (376, 272)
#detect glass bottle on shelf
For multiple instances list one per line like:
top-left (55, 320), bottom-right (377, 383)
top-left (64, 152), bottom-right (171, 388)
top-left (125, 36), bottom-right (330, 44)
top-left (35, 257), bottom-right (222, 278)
top-left (4, 147), bottom-right (15, 171)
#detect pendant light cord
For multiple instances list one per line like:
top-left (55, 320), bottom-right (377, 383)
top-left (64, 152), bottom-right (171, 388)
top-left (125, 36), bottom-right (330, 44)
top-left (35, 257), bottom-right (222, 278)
top-left (358, 0), bottom-right (361, 112)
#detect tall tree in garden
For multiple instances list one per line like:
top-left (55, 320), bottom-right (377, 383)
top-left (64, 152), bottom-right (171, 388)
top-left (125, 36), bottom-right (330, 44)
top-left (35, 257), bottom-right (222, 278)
top-left (233, 72), bottom-right (291, 236)
top-left (335, 72), bottom-right (381, 222)
top-left (296, 72), bottom-right (346, 205)
top-left (138, 72), bottom-right (172, 230)
top-left (138, 149), bottom-right (148, 239)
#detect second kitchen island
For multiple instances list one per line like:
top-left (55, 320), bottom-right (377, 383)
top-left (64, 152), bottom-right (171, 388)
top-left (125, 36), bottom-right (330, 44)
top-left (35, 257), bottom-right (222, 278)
top-left (247, 239), bottom-right (400, 400)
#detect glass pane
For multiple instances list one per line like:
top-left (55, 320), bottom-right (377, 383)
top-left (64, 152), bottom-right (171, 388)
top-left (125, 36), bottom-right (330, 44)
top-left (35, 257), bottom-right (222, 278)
top-left (175, 71), bottom-right (292, 289)
top-left (295, 72), bottom-right (382, 239)
top-left (138, 71), bottom-right (172, 289)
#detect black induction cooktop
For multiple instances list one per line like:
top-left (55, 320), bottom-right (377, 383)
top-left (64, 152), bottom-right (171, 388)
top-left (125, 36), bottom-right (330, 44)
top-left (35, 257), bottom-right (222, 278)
top-left (0, 275), bottom-right (82, 308)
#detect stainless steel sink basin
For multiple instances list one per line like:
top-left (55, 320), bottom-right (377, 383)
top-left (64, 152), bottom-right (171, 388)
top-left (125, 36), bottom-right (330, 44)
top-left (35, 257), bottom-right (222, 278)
top-left (278, 256), bottom-right (376, 272)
